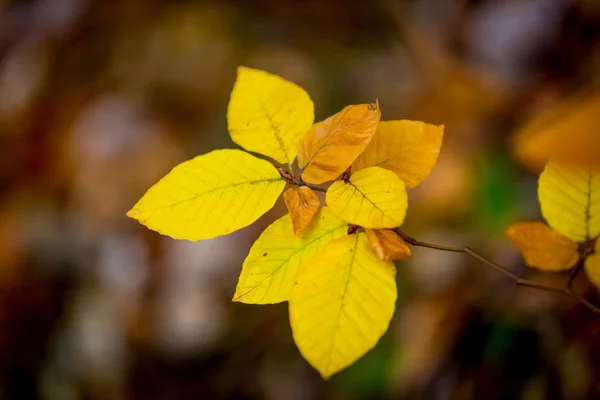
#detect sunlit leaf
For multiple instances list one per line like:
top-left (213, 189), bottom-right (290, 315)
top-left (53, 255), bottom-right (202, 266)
top-left (505, 221), bottom-right (579, 271)
top-left (538, 161), bottom-right (600, 242)
top-left (127, 149), bottom-right (285, 241)
top-left (364, 229), bottom-right (412, 262)
top-left (513, 91), bottom-right (600, 169)
top-left (289, 233), bottom-right (397, 378)
top-left (233, 208), bottom-right (347, 304)
top-left (298, 103), bottom-right (381, 184)
top-left (584, 241), bottom-right (600, 290)
top-left (227, 66), bottom-right (315, 164)
top-left (353, 120), bottom-right (444, 188)
top-left (326, 166), bottom-right (408, 228)
top-left (283, 186), bottom-right (321, 236)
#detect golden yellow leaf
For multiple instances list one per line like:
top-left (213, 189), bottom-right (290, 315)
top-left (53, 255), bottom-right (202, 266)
top-left (127, 149), bottom-right (285, 241)
top-left (584, 241), bottom-right (600, 290)
top-left (233, 208), bottom-right (347, 304)
top-left (364, 228), bottom-right (412, 261)
top-left (289, 233), bottom-right (397, 379)
top-left (283, 186), bottom-right (320, 236)
top-left (538, 161), bottom-right (600, 242)
top-left (297, 103), bottom-right (381, 184)
top-left (513, 91), bottom-right (600, 170)
top-left (326, 166), bottom-right (408, 228)
top-left (227, 66), bottom-right (314, 164)
top-left (505, 221), bottom-right (579, 271)
top-left (353, 120), bottom-right (444, 188)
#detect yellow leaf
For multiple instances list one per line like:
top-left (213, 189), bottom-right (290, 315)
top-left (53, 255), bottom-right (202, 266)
top-left (227, 66), bottom-right (315, 164)
top-left (505, 221), bottom-right (579, 271)
top-left (127, 149), bottom-right (285, 241)
top-left (326, 166), bottom-right (408, 228)
top-left (233, 208), bottom-right (347, 304)
top-left (289, 233), bottom-right (397, 378)
top-left (283, 186), bottom-right (321, 236)
top-left (353, 120), bottom-right (444, 188)
top-left (513, 91), bottom-right (600, 170)
top-left (364, 228), bottom-right (412, 262)
top-left (298, 103), bottom-right (381, 184)
top-left (538, 161), bottom-right (600, 242)
top-left (584, 241), bottom-right (600, 290)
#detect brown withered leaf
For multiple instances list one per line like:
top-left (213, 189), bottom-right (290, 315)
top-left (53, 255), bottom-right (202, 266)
top-left (505, 221), bottom-right (579, 271)
top-left (365, 228), bottom-right (412, 262)
top-left (283, 186), bottom-right (320, 236)
top-left (297, 102), bottom-right (380, 184)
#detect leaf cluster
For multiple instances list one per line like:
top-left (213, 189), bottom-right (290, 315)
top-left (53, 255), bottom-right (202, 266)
top-left (128, 66), bottom-right (444, 378)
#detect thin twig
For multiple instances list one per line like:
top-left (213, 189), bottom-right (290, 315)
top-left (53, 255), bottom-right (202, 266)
top-left (394, 228), bottom-right (600, 316)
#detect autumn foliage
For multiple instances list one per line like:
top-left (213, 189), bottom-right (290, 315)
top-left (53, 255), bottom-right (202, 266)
top-left (128, 66), bottom-right (444, 378)
top-left (127, 66), bottom-right (600, 379)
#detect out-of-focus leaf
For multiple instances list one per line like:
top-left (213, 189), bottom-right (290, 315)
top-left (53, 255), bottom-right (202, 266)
top-left (289, 233), bottom-right (396, 378)
top-left (326, 167), bottom-right (407, 228)
top-left (127, 149), bottom-right (285, 240)
top-left (364, 229), bottom-right (412, 262)
top-left (584, 241), bottom-right (600, 290)
top-left (227, 66), bottom-right (314, 164)
top-left (283, 186), bottom-right (320, 237)
top-left (353, 120), bottom-right (444, 188)
top-left (298, 103), bottom-right (380, 184)
top-left (538, 161), bottom-right (600, 242)
top-left (513, 91), bottom-right (600, 170)
top-left (505, 221), bottom-right (579, 271)
top-left (233, 208), bottom-right (347, 304)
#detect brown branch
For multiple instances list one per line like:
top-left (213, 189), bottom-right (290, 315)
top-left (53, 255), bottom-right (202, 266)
top-left (394, 228), bottom-right (600, 316)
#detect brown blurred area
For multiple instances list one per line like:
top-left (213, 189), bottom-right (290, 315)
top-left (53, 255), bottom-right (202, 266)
top-left (1, 0), bottom-right (600, 399)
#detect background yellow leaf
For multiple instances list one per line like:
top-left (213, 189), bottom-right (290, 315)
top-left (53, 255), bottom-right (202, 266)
top-left (283, 186), bottom-right (320, 236)
top-left (538, 161), bottom-right (600, 242)
top-left (505, 221), bottom-right (579, 271)
top-left (513, 91), bottom-right (600, 170)
top-left (326, 166), bottom-right (408, 228)
top-left (353, 120), bottom-right (444, 188)
top-left (297, 103), bottom-right (380, 184)
top-left (584, 241), bottom-right (600, 290)
top-left (227, 66), bottom-right (314, 165)
top-left (233, 208), bottom-right (347, 304)
top-left (289, 233), bottom-right (397, 378)
top-left (364, 228), bottom-right (412, 261)
top-left (127, 149), bottom-right (285, 241)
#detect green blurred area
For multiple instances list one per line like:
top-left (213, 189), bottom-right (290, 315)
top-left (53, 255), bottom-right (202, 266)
top-left (1, 0), bottom-right (600, 399)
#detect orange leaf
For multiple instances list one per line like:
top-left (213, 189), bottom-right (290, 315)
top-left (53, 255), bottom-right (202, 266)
top-left (298, 103), bottom-right (381, 184)
top-left (584, 240), bottom-right (600, 290)
top-left (353, 120), bottom-right (444, 188)
top-left (513, 90), bottom-right (600, 170)
top-left (505, 221), bottom-right (579, 271)
top-left (283, 186), bottom-right (321, 236)
top-left (365, 228), bottom-right (412, 262)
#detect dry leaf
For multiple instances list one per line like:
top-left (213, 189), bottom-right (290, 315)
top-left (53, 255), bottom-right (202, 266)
top-left (505, 221), bottom-right (579, 271)
top-left (364, 228), bottom-right (412, 261)
top-left (298, 102), bottom-right (380, 184)
top-left (283, 186), bottom-right (320, 236)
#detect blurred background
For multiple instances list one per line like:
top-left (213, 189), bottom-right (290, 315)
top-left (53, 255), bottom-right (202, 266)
top-left (1, 0), bottom-right (600, 399)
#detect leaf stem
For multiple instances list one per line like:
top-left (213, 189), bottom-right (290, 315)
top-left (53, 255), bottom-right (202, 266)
top-left (394, 228), bottom-right (600, 316)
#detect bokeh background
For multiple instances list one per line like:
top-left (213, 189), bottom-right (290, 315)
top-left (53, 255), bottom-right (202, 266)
top-left (1, 0), bottom-right (600, 399)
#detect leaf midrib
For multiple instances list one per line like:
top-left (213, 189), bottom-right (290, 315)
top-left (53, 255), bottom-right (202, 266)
top-left (132, 178), bottom-right (284, 214)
